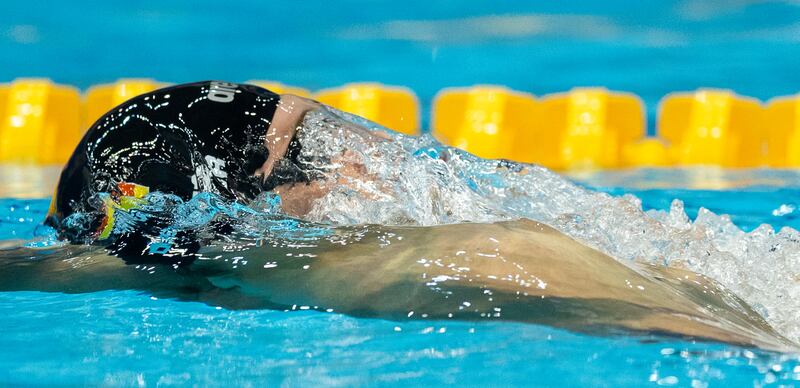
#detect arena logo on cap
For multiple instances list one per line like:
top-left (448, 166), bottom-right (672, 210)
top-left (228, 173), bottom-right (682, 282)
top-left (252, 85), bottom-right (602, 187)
top-left (208, 81), bottom-right (238, 103)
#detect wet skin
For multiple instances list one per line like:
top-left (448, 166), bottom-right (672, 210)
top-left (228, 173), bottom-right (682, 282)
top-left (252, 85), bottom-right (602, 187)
top-left (0, 219), bottom-right (792, 351)
top-left (259, 94), bottom-right (394, 217)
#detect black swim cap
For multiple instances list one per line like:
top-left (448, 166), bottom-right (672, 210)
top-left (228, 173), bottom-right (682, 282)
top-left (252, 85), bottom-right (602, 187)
top-left (46, 81), bottom-right (281, 252)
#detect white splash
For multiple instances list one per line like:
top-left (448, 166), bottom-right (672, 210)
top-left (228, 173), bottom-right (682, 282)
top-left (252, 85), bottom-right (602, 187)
top-left (286, 108), bottom-right (800, 342)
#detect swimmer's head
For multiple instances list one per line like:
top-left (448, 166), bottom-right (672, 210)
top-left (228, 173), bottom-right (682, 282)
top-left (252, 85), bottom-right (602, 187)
top-left (44, 84), bottom-right (385, 246)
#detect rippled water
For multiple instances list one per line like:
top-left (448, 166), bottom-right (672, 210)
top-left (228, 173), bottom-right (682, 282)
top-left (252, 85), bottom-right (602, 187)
top-left (5, 0), bottom-right (800, 384)
top-left (3, 108), bottom-right (800, 385)
top-left (2, 290), bottom-right (799, 387)
top-left (276, 110), bottom-right (800, 344)
top-left (3, 186), bottom-right (800, 385)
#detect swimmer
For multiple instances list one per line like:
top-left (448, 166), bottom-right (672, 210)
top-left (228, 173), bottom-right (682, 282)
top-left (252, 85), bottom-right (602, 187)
top-left (35, 81), bottom-right (792, 349)
top-left (46, 81), bottom-right (355, 261)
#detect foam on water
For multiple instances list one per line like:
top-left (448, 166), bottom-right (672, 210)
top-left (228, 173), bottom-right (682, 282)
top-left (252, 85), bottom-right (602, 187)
top-left (270, 108), bottom-right (800, 343)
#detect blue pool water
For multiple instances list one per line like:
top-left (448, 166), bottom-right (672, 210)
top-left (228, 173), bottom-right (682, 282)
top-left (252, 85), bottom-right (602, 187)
top-left (1, 290), bottom-right (796, 386)
top-left (2, 180), bottom-right (800, 386)
top-left (3, 0), bottom-right (800, 131)
top-left (4, 0), bottom-right (800, 385)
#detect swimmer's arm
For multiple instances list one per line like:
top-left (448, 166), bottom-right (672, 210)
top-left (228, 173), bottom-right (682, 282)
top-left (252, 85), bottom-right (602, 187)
top-left (190, 220), bottom-right (786, 348)
top-left (256, 95), bottom-right (386, 181)
top-left (259, 96), bottom-right (395, 218)
top-left (256, 94), bottom-right (322, 180)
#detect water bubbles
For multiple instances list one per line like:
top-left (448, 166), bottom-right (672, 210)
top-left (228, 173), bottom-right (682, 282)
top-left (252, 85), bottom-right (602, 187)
top-left (656, 376), bottom-right (679, 385)
top-left (772, 204), bottom-right (796, 217)
top-left (288, 110), bottom-right (800, 342)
